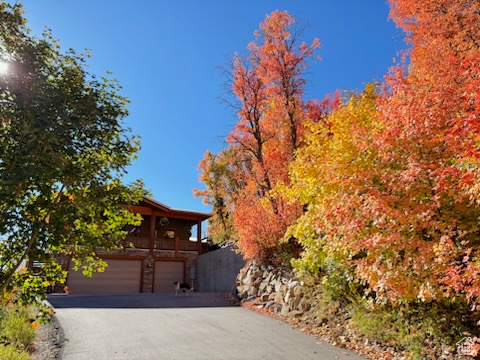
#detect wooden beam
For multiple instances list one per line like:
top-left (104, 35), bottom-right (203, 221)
top-left (197, 219), bottom-right (202, 255)
top-left (174, 236), bottom-right (179, 257)
top-left (150, 214), bottom-right (156, 255)
top-left (123, 205), bottom-right (152, 215)
top-left (154, 211), bottom-right (206, 221)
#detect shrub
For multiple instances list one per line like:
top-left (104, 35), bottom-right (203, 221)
top-left (0, 304), bottom-right (36, 351)
top-left (0, 344), bottom-right (31, 360)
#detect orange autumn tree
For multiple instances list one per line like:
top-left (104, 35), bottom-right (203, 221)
top-left (282, 0), bottom-right (480, 311)
top-left (374, 0), bottom-right (480, 307)
top-left (196, 11), bottom-right (320, 261)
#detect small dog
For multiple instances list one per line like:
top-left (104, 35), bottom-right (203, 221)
top-left (173, 281), bottom-right (193, 296)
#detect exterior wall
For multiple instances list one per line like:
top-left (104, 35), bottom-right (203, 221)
top-left (66, 248), bottom-right (200, 293)
top-left (197, 246), bottom-right (246, 292)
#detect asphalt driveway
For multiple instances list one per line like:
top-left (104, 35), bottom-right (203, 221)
top-left (48, 293), bottom-right (365, 360)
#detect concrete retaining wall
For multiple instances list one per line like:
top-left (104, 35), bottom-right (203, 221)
top-left (197, 246), bottom-right (246, 292)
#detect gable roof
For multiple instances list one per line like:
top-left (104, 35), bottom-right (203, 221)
top-left (139, 197), bottom-right (211, 221)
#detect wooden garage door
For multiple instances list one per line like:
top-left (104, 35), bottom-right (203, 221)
top-left (154, 261), bottom-right (184, 293)
top-left (67, 259), bottom-right (142, 294)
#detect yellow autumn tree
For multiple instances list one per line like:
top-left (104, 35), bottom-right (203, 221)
top-left (279, 84), bottom-right (381, 297)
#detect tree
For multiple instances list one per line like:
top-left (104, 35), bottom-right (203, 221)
top-left (196, 11), bottom-right (319, 262)
top-left (194, 149), bottom-right (239, 244)
top-left (282, 0), bottom-right (480, 313)
top-left (280, 84), bottom-right (380, 297)
top-left (0, 3), bottom-right (144, 306)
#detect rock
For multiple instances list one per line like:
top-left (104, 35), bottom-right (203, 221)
top-left (290, 295), bottom-right (302, 310)
top-left (274, 292), bottom-right (285, 305)
top-left (242, 275), bottom-right (253, 286)
top-left (260, 293), bottom-right (269, 302)
top-left (298, 297), bottom-right (311, 312)
top-left (273, 280), bottom-right (282, 293)
top-left (288, 280), bottom-right (299, 289)
top-left (292, 285), bottom-right (303, 298)
top-left (281, 304), bottom-right (290, 317)
top-left (284, 289), bottom-right (291, 304)
top-left (252, 270), bottom-right (263, 279)
top-left (280, 284), bottom-right (288, 295)
top-left (259, 281), bottom-right (268, 292)
top-left (273, 303), bottom-right (282, 315)
top-left (288, 310), bottom-right (303, 319)
top-left (247, 286), bottom-right (257, 296)
top-left (268, 292), bottom-right (276, 301)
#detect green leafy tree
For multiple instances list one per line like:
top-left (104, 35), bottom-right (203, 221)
top-left (0, 3), bottom-right (144, 307)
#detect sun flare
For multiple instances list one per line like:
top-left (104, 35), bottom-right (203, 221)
top-left (0, 61), bottom-right (9, 75)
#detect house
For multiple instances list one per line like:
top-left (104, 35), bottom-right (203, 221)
top-left (64, 197), bottom-right (211, 294)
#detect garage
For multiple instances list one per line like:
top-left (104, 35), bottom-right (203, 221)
top-left (153, 261), bottom-right (184, 293)
top-left (67, 259), bottom-right (143, 294)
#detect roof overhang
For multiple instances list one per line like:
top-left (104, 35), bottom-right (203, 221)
top-left (124, 196), bottom-right (211, 221)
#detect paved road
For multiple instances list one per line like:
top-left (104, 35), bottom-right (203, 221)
top-left (48, 293), bottom-right (365, 360)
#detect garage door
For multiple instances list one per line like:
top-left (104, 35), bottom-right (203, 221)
top-left (154, 261), bottom-right (184, 293)
top-left (67, 259), bottom-right (143, 294)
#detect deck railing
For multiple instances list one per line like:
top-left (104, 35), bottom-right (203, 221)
top-left (124, 236), bottom-right (201, 251)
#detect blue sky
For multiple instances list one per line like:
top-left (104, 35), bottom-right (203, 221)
top-left (17, 1), bottom-right (404, 213)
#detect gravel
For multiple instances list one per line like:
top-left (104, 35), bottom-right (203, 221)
top-left (32, 316), bottom-right (64, 360)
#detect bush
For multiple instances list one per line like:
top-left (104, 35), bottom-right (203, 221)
top-left (349, 299), bottom-right (474, 359)
top-left (0, 304), bottom-right (36, 351)
top-left (0, 344), bottom-right (31, 360)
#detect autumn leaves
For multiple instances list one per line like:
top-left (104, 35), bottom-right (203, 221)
top-left (197, 1), bottom-right (480, 313)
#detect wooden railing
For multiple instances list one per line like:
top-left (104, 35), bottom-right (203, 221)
top-left (124, 236), bottom-right (201, 252)
top-left (154, 238), bottom-right (175, 250)
top-left (124, 237), bottom-right (150, 249)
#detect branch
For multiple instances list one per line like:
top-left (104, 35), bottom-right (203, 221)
top-left (0, 227), bottom-right (39, 294)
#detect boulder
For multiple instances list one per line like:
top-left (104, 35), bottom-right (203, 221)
top-left (274, 292), bottom-right (285, 305)
top-left (287, 310), bottom-right (304, 319)
top-left (284, 289), bottom-right (291, 304)
top-left (298, 297), bottom-right (311, 312)
top-left (242, 275), bottom-right (253, 286)
top-left (273, 280), bottom-right (282, 293)
top-left (280, 304), bottom-right (290, 317)
top-left (252, 270), bottom-right (263, 279)
top-left (265, 300), bottom-right (275, 308)
top-left (290, 295), bottom-right (302, 310)
top-left (288, 280), bottom-right (299, 289)
top-left (260, 293), bottom-right (270, 302)
top-left (292, 285), bottom-right (303, 298)
top-left (273, 303), bottom-right (282, 315)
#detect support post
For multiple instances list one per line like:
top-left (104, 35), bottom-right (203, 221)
top-left (175, 236), bottom-right (179, 256)
top-left (149, 214), bottom-right (156, 254)
top-left (197, 219), bottom-right (202, 255)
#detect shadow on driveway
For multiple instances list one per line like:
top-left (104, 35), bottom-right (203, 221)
top-left (47, 292), bottom-right (235, 309)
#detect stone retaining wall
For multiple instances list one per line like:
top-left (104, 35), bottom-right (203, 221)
top-left (236, 262), bottom-right (311, 319)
